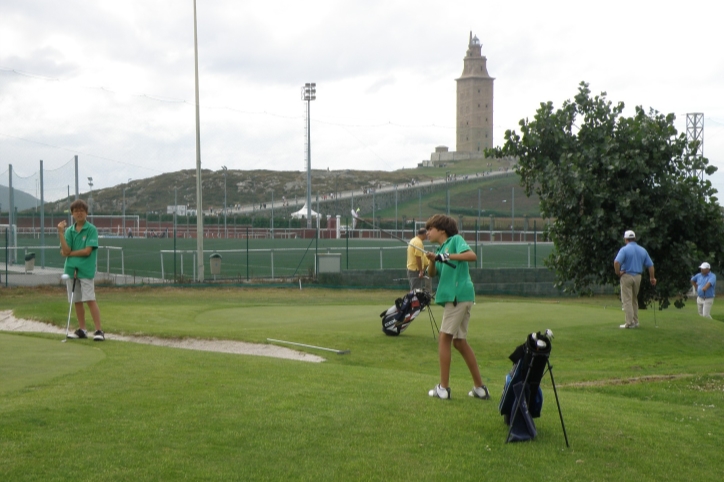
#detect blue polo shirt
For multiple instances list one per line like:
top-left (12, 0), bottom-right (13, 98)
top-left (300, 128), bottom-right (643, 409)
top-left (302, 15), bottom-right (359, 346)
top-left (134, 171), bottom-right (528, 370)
top-left (691, 272), bottom-right (716, 298)
top-left (614, 241), bottom-right (653, 275)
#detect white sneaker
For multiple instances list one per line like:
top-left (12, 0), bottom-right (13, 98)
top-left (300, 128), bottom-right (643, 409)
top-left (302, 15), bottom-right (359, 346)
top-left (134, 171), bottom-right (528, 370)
top-left (428, 384), bottom-right (451, 399)
top-left (469, 385), bottom-right (490, 400)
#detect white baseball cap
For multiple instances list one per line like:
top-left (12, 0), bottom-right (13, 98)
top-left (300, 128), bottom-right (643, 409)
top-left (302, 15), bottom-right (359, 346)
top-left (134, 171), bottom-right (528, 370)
top-left (624, 230), bottom-right (636, 239)
top-left (700, 262), bottom-right (711, 270)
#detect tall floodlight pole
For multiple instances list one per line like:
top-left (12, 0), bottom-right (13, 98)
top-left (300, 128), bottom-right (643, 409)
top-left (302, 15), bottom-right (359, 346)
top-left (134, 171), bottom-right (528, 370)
top-left (511, 187), bottom-right (515, 241)
top-left (174, 188), bottom-right (178, 282)
top-left (193, 0), bottom-right (204, 281)
top-left (87, 177), bottom-right (93, 221)
top-left (40, 160), bottom-right (45, 268)
top-left (123, 178), bottom-right (131, 237)
top-left (395, 185), bottom-right (398, 232)
top-left (302, 82), bottom-right (316, 228)
top-left (418, 188), bottom-right (422, 221)
top-left (221, 166), bottom-right (227, 238)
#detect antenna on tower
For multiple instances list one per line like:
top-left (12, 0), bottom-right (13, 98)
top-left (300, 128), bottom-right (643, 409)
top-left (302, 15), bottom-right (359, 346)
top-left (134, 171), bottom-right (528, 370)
top-left (686, 113), bottom-right (704, 180)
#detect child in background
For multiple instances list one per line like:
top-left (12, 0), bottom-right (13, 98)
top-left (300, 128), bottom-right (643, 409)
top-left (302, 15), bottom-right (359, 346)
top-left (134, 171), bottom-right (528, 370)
top-left (58, 199), bottom-right (104, 341)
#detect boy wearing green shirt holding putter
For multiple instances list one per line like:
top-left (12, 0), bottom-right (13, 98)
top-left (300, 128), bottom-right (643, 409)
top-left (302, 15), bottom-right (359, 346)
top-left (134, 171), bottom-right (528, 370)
top-left (58, 199), bottom-right (104, 341)
top-left (424, 214), bottom-right (488, 400)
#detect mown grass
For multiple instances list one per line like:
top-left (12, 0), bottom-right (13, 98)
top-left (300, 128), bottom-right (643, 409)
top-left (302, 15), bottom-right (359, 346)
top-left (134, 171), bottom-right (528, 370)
top-left (1, 287), bottom-right (723, 481)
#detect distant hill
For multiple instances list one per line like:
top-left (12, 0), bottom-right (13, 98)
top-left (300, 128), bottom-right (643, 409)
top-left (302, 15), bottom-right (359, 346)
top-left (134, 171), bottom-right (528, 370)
top-left (0, 185), bottom-right (40, 213)
top-left (23, 157), bottom-right (539, 217)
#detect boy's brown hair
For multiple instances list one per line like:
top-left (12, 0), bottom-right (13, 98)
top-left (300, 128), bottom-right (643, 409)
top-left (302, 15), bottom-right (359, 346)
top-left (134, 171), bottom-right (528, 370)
top-left (70, 199), bottom-right (89, 213)
top-left (425, 214), bottom-right (458, 237)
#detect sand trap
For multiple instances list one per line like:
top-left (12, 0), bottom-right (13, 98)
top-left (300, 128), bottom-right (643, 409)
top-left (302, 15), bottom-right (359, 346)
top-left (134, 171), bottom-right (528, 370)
top-left (0, 310), bottom-right (325, 363)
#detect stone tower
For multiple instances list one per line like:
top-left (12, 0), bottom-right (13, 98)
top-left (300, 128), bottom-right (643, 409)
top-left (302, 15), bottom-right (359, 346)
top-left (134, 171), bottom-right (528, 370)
top-left (456, 32), bottom-right (494, 153)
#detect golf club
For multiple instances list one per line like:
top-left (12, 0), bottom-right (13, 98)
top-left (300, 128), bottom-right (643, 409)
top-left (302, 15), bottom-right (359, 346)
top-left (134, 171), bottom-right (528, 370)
top-left (350, 209), bottom-right (456, 269)
top-left (653, 286), bottom-right (658, 328)
top-left (61, 269), bottom-right (77, 343)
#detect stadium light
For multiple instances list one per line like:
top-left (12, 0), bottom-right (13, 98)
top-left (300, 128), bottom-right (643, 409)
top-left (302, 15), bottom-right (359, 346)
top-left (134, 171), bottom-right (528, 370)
top-left (123, 178), bottom-right (131, 237)
top-left (87, 177), bottom-right (93, 219)
top-left (222, 166), bottom-right (227, 238)
top-left (302, 82), bottom-right (316, 228)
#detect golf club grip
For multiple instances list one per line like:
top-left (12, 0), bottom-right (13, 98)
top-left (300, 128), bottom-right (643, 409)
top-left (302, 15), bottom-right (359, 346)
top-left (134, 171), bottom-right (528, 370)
top-left (443, 260), bottom-right (456, 269)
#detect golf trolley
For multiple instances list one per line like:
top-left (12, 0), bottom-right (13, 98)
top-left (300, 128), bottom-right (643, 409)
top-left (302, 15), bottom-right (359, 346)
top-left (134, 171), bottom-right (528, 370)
top-left (498, 330), bottom-right (569, 446)
top-left (380, 289), bottom-right (439, 339)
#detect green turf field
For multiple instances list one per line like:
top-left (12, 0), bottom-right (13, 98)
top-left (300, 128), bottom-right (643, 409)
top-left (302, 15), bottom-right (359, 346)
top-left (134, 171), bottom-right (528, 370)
top-left (1, 287), bottom-right (722, 481)
top-left (3, 236), bottom-right (554, 280)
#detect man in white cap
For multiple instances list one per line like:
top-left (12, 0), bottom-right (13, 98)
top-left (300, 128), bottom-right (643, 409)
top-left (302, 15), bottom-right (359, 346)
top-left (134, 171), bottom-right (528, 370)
top-left (691, 262), bottom-right (716, 318)
top-left (614, 230), bottom-right (657, 328)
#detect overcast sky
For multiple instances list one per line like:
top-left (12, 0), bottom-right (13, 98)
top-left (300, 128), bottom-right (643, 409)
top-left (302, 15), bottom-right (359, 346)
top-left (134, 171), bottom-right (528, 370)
top-left (1, 0), bottom-right (723, 202)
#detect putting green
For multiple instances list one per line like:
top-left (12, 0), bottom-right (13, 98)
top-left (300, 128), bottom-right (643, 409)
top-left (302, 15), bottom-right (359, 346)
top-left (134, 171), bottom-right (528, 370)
top-left (0, 333), bottom-right (106, 395)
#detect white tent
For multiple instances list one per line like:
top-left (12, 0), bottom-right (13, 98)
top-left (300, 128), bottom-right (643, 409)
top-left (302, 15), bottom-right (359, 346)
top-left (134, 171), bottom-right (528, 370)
top-left (290, 204), bottom-right (320, 219)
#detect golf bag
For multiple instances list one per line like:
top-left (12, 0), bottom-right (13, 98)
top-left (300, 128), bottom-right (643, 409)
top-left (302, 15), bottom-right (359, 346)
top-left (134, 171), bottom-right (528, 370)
top-left (380, 290), bottom-right (433, 336)
top-left (499, 330), bottom-right (558, 443)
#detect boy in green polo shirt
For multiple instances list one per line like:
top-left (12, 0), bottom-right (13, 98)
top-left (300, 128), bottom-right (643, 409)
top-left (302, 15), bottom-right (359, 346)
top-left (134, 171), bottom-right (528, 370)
top-left (58, 199), bottom-right (104, 341)
top-left (424, 214), bottom-right (489, 400)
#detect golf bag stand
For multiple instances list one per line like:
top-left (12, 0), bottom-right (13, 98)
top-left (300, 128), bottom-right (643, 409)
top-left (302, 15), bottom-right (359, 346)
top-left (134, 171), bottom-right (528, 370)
top-left (426, 302), bottom-right (440, 340)
top-left (547, 360), bottom-right (570, 448)
top-left (500, 332), bottom-right (569, 447)
top-left (380, 289), bottom-right (438, 338)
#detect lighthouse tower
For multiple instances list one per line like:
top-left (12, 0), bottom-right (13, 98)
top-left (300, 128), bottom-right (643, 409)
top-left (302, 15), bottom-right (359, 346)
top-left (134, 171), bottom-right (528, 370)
top-left (456, 32), bottom-right (494, 153)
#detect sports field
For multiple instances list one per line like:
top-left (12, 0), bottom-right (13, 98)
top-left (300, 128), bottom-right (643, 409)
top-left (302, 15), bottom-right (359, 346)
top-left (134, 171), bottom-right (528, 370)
top-left (0, 287), bottom-right (722, 481)
top-left (3, 236), bottom-right (554, 281)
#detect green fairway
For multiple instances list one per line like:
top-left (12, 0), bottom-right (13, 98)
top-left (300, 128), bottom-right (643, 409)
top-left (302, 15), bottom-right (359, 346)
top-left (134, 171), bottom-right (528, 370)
top-left (1, 287), bottom-right (723, 481)
top-left (0, 335), bottom-right (106, 395)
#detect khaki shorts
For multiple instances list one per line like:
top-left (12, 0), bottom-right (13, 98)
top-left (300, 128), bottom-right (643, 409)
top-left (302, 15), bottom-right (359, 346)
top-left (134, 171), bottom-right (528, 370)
top-left (440, 301), bottom-right (473, 339)
top-left (66, 278), bottom-right (96, 303)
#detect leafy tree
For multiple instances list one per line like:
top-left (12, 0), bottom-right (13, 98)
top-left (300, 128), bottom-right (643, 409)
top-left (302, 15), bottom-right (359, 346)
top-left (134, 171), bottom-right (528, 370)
top-left (488, 82), bottom-right (724, 308)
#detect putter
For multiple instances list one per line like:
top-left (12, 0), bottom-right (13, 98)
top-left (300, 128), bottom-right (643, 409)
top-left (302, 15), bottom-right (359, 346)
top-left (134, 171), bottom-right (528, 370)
top-left (61, 270), bottom-right (78, 343)
top-left (350, 209), bottom-right (456, 269)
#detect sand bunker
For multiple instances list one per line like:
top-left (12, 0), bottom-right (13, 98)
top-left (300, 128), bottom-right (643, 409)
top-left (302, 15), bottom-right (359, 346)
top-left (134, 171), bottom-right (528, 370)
top-left (0, 310), bottom-right (324, 363)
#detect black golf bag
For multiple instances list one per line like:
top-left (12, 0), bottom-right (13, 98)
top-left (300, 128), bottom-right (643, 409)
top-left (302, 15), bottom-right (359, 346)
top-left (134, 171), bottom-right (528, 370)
top-left (499, 330), bottom-right (563, 443)
top-left (380, 290), bottom-right (433, 336)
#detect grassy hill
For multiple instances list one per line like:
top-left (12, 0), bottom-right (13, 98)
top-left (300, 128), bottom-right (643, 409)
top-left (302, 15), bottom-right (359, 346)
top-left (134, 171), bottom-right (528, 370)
top-left (27, 157), bottom-right (541, 218)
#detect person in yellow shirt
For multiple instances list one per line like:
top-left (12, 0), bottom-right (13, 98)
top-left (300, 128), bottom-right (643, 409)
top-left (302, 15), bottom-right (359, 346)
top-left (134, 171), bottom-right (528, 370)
top-left (407, 228), bottom-right (431, 292)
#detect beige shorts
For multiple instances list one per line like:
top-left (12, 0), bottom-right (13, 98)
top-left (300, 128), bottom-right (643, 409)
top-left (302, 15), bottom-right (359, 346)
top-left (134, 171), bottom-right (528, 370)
top-left (66, 278), bottom-right (96, 303)
top-left (440, 301), bottom-right (473, 339)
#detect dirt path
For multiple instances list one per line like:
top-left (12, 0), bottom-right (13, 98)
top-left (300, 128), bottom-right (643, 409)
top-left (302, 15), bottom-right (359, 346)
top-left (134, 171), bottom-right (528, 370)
top-left (0, 310), bottom-right (325, 363)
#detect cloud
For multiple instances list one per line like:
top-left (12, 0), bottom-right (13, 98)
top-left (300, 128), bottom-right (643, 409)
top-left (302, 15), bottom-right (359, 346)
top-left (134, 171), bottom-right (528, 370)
top-left (0, 0), bottom-right (722, 200)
